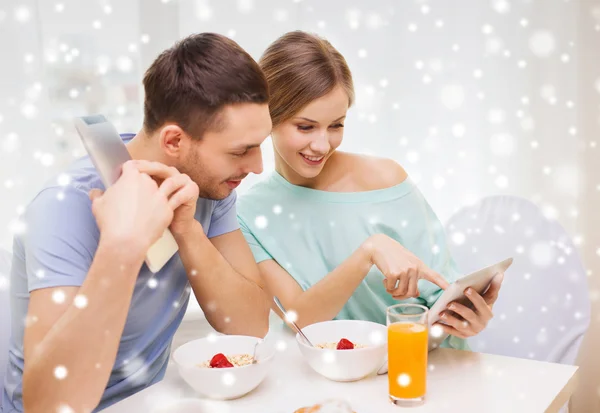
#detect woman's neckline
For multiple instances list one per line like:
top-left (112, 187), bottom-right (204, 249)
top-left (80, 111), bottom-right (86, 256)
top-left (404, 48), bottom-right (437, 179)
top-left (269, 170), bottom-right (415, 204)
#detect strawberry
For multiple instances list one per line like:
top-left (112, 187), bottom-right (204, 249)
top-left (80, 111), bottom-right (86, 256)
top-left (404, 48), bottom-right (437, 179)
top-left (336, 338), bottom-right (355, 350)
top-left (209, 353), bottom-right (234, 368)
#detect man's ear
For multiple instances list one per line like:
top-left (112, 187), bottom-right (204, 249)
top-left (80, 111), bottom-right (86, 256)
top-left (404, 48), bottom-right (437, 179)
top-left (158, 124), bottom-right (187, 157)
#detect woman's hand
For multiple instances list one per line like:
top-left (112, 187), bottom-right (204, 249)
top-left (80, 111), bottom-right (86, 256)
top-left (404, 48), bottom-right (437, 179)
top-left (364, 234), bottom-right (450, 300)
top-left (434, 272), bottom-right (504, 338)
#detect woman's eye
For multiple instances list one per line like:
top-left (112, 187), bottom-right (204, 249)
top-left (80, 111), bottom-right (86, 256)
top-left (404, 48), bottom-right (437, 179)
top-left (330, 123), bottom-right (344, 129)
top-left (232, 151), bottom-right (247, 157)
top-left (298, 125), bottom-right (313, 131)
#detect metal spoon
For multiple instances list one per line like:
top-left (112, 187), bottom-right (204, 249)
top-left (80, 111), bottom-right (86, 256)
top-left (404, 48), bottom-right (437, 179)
top-left (273, 296), bottom-right (315, 347)
top-left (251, 340), bottom-right (262, 364)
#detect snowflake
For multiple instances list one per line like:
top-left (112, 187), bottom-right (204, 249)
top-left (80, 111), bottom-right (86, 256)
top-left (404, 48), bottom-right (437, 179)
top-left (440, 85), bottom-right (465, 110)
top-left (322, 350), bottom-right (336, 364)
top-left (452, 123), bottom-right (466, 137)
top-left (56, 404), bottom-right (75, 413)
top-left (451, 232), bottom-right (465, 245)
top-left (237, 0), bottom-right (253, 13)
top-left (529, 242), bottom-right (554, 267)
top-left (52, 290), bottom-right (66, 304)
top-left (430, 324), bottom-right (444, 338)
top-left (14, 6), bottom-right (31, 23)
top-left (406, 151), bottom-right (420, 164)
top-left (433, 176), bottom-right (446, 190)
top-left (284, 310), bottom-right (298, 323)
top-left (195, 0), bottom-right (213, 21)
top-left (345, 8), bottom-right (360, 30)
top-left (486, 37), bottom-right (503, 54)
top-left (74, 294), bottom-right (88, 309)
top-left (366, 12), bottom-right (384, 29)
top-left (529, 31), bottom-right (556, 57)
top-left (491, 0), bottom-right (511, 14)
top-left (275, 340), bottom-right (287, 351)
top-left (397, 373), bottom-right (411, 387)
top-left (54, 365), bottom-right (68, 380)
top-left (57, 173), bottom-right (71, 186)
top-left (369, 330), bottom-right (384, 345)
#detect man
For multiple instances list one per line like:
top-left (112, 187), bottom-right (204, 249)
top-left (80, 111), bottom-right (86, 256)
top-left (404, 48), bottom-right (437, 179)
top-left (2, 33), bottom-right (273, 413)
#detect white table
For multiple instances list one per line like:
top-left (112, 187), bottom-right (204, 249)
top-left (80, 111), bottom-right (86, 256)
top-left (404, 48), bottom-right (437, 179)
top-left (105, 329), bottom-right (577, 413)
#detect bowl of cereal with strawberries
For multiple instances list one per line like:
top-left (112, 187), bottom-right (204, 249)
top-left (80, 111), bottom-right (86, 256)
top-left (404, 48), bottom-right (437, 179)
top-left (173, 334), bottom-right (275, 400)
top-left (296, 320), bottom-right (387, 382)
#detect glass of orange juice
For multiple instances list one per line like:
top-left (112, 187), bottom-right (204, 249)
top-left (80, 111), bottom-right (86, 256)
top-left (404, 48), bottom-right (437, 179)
top-left (386, 303), bottom-right (429, 407)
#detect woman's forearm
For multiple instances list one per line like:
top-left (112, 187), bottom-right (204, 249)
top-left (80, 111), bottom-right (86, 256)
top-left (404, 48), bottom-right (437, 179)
top-left (288, 243), bottom-right (374, 328)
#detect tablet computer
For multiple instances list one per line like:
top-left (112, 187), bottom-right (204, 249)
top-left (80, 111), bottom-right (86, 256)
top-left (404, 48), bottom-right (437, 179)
top-left (428, 257), bottom-right (514, 327)
top-left (74, 114), bottom-right (179, 273)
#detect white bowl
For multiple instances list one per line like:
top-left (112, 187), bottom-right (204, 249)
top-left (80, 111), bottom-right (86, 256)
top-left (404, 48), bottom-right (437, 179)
top-left (296, 320), bottom-right (387, 382)
top-left (172, 335), bottom-right (275, 400)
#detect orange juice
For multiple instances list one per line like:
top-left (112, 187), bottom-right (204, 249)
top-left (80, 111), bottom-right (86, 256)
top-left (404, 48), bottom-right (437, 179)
top-left (387, 322), bottom-right (428, 400)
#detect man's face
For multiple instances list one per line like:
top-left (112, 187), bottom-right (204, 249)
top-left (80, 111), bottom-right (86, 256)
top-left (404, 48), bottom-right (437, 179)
top-left (177, 103), bottom-right (272, 200)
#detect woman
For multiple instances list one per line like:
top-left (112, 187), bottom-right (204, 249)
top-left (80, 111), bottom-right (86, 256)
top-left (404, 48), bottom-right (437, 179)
top-left (237, 31), bottom-right (504, 350)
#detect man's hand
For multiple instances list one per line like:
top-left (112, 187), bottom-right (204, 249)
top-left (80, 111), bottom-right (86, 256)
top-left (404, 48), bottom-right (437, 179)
top-left (130, 160), bottom-right (200, 237)
top-left (89, 160), bottom-right (175, 255)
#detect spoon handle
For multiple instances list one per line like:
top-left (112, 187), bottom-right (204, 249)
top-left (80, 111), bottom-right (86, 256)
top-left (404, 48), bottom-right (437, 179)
top-left (273, 296), bottom-right (314, 347)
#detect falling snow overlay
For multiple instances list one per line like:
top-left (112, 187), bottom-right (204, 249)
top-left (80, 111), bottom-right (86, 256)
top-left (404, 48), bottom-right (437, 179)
top-left (0, 0), bottom-right (599, 411)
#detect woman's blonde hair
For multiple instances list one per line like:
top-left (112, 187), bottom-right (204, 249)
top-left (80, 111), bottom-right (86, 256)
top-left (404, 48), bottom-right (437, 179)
top-left (259, 31), bottom-right (355, 128)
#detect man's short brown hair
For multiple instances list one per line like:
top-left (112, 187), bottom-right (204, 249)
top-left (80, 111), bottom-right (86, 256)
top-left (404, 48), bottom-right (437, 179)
top-left (142, 33), bottom-right (269, 138)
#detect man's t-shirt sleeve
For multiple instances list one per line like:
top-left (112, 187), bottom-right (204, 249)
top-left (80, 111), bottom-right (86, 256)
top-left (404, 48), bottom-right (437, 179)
top-left (207, 191), bottom-right (240, 238)
top-left (23, 186), bottom-right (100, 292)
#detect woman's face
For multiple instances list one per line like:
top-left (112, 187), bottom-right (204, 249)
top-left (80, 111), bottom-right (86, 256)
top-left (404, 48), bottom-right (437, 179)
top-left (272, 85), bottom-right (349, 181)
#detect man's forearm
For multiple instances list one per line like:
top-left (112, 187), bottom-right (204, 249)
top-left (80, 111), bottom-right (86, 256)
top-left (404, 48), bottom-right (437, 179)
top-left (23, 238), bottom-right (144, 413)
top-left (175, 222), bottom-right (270, 337)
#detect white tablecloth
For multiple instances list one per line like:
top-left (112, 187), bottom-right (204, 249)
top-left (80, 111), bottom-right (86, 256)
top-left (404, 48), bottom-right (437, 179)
top-left (104, 330), bottom-right (577, 413)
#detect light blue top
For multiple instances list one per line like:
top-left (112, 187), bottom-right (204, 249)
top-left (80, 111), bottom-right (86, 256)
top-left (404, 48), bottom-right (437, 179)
top-left (237, 171), bottom-right (469, 350)
top-left (2, 135), bottom-right (240, 412)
